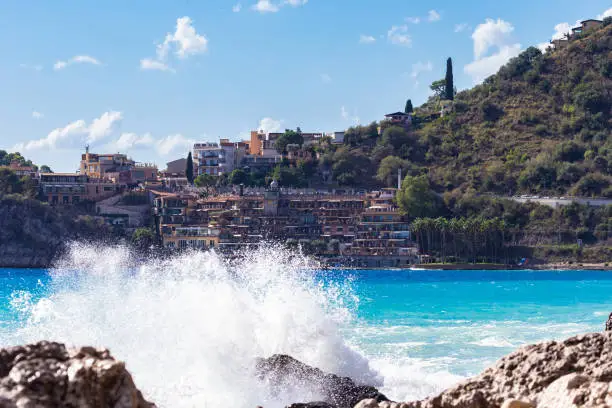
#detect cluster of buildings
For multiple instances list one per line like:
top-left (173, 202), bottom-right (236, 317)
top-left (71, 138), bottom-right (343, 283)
top-left (549, 18), bottom-right (605, 49)
top-left (152, 182), bottom-right (417, 267)
top-left (4, 116), bottom-right (423, 265)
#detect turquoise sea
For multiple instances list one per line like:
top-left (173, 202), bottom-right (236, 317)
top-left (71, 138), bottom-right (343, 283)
top-left (1, 246), bottom-right (611, 407)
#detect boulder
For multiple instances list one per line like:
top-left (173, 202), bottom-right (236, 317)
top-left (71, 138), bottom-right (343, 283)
top-left (537, 373), bottom-right (612, 408)
top-left (393, 332), bottom-right (612, 408)
top-left (605, 313), bottom-right (612, 332)
top-left (255, 354), bottom-right (387, 408)
top-left (0, 341), bottom-right (155, 408)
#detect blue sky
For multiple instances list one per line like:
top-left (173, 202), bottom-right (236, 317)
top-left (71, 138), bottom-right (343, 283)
top-left (1, 0), bottom-right (611, 172)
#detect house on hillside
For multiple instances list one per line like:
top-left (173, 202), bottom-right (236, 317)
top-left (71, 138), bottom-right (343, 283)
top-left (550, 18), bottom-right (603, 49)
top-left (384, 112), bottom-right (412, 127)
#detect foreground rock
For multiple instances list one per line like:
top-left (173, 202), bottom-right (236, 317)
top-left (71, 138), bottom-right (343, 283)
top-left (0, 341), bottom-right (155, 408)
top-left (256, 354), bottom-right (387, 408)
top-left (364, 331), bottom-right (612, 408)
top-left (606, 313), bottom-right (612, 332)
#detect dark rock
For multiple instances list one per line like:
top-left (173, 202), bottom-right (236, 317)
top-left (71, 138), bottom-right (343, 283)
top-left (256, 354), bottom-right (387, 408)
top-left (0, 341), bottom-right (155, 408)
top-left (288, 402), bottom-right (337, 408)
top-left (606, 312), bottom-right (612, 331)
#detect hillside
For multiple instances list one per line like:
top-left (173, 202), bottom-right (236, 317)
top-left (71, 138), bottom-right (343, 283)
top-left (414, 20), bottom-right (612, 197)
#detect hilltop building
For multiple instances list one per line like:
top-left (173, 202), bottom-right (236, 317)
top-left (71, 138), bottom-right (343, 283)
top-left (549, 18), bottom-right (603, 49)
top-left (0, 161), bottom-right (37, 177)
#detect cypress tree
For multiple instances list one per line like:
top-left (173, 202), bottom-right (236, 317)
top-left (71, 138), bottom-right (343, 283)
top-left (405, 99), bottom-right (413, 114)
top-left (445, 57), bottom-right (454, 100)
top-left (186, 152), bottom-right (194, 184)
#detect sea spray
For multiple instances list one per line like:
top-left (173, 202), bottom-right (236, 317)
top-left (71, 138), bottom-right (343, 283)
top-left (8, 242), bottom-right (380, 408)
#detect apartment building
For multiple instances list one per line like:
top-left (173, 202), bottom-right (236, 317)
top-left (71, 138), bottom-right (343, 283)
top-left (151, 184), bottom-right (418, 264)
top-left (39, 173), bottom-right (123, 205)
top-left (80, 148), bottom-right (157, 183)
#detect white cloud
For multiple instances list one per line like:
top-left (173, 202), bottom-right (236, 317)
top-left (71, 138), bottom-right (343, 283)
top-left (341, 106), bottom-right (349, 120)
top-left (252, 0), bottom-right (280, 13)
top-left (111, 133), bottom-right (155, 151)
top-left (464, 18), bottom-right (521, 83)
top-left (428, 10), bottom-right (441, 22)
top-left (32, 111), bottom-right (44, 119)
top-left (53, 55), bottom-right (101, 70)
top-left (411, 61), bottom-right (433, 79)
top-left (405, 17), bottom-right (420, 24)
top-left (597, 7), bottom-right (612, 19)
top-left (472, 18), bottom-right (515, 59)
top-left (15, 111), bottom-right (122, 151)
top-left (233, 3), bottom-right (242, 12)
top-left (359, 35), bottom-right (376, 44)
top-left (454, 23), bottom-right (469, 32)
top-left (550, 21), bottom-right (578, 41)
top-left (320, 73), bottom-right (332, 83)
top-left (156, 134), bottom-right (195, 156)
top-left (465, 44), bottom-right (521, 83)
top-left (88, 111), bottom-right (123, 144)
top-left (20, 64), bottom-right (43, 71)
top-left (158, 16), bottom-right (208, 59)
top-left (251, 0), bottom-right (306, 13)
top-left (141, 16), bottom-right (207, 72)
top-left (257, 117), bottom-right (282, 133)
top-left (140, 58), bottom-right (175, 73)
top-left (284, 0), bottom-right (307, 6)
top-left (387, 25), bottom-right (412, 47)
top-left (341, 106), bottom-right (360, 124)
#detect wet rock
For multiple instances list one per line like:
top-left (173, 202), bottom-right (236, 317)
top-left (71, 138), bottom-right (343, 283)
top-left (606, 313), bottom-right (612, 331)
top-left (0, 341), bottom-right (155, 408)
top-left (394, 332), bottom-right (612, 408)
top-left (256, 354), bottom-right (387, 408)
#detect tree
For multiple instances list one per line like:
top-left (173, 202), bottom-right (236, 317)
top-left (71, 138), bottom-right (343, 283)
top-left (445, 58), bottom-right (454, 100)
top-left (377, 156), bottom-right (410, 187)
top-left (272, 165), bottom-right (307, 187)
top-left (381, 126), bottom-right (412, 150)
top-left (185, 152), bottom-right (194, 184)
top-left (132, 228), bottom-right (155, 251)
top-left (430, 79), bottom-right (446, 98)
top-left (275, 129), bottom-right (304, 154)
top-left (194, 174), bottom-right (216, 188)
top-left (39, 165), bottom-right (52, 173)
top-left (405, 99), bottom-right (413, 114)
top-left (228, 169), bottom-right (249, 185)
top-left (397, 175), bottom-right (444, 218)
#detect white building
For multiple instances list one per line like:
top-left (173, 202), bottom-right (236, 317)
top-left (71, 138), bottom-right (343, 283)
top-left (193, 140), bottom-right (250, 176)
top-left (193, 142), bottom-right (223, 176)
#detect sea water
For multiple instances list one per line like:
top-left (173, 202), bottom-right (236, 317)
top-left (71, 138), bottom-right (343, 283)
top-left (0, 243), bottom-right (611, 407)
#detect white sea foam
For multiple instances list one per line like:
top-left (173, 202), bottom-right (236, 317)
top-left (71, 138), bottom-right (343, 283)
top-left (6, 243), bottom-right (378, 408)
top-left (470, 336), bottom-right (515, 348)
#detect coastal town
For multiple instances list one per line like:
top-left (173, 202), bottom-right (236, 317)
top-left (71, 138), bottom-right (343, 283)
top-left (1, 112), bottom-right (420, 267)
top-left (1, 16), bottom-right (611, 268)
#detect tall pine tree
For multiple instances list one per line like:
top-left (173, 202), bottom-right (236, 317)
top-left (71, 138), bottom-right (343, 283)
top-left (185, 152), bottom-right (194, 184)
top-left (445, 57), bottom-right (454, 100)
top-left (405, 99), bottom-right (413, 114)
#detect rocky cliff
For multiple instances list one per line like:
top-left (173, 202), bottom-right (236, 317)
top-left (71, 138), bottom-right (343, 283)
top-left (0, 341), bottom-right (154, 408)
top-left (357, 331), bottom-right (612, 408)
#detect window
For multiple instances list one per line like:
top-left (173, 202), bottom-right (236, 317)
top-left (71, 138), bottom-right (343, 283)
top-left (62, 196), bottom-right (69, 204)
top-left (52, 196), bottom-right (58, 205)
top-left (209, 240), bottom-right (215, 248)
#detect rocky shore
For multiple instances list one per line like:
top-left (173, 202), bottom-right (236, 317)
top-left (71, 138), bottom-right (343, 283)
top-left (2, 317), bottom-right (612, 407)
